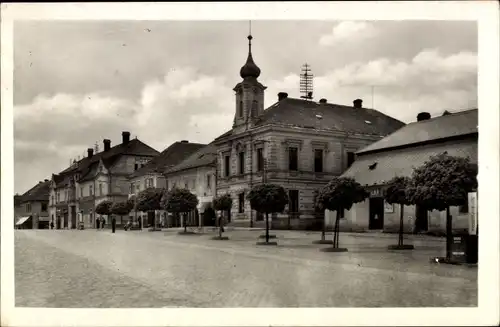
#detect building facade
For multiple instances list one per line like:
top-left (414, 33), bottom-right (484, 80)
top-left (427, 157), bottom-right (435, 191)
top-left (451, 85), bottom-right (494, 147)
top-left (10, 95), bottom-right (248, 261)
top-left (128, 140), bottom-right (206, 228)
top-left (15, 180), bottom-right (50, 229)
top-left (49, 131), bottom-right (159, 229)
top-left (164, 143), bottom-right (217, 227)
top-left (340, 109), bottom-right (478, 234)
top-left (213, 34), bottom-right (405, 229)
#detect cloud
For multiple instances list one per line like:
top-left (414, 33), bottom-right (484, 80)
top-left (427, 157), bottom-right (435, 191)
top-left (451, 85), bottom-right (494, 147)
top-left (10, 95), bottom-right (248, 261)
top-left (264, 49), bottom-right (477, 122)
top-left (319, 21), bottom-right (377, 47)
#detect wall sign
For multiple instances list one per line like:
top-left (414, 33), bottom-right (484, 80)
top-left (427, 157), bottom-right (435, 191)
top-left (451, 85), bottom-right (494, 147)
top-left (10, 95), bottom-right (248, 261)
top-left (468, 192), bottom-right (478, 235)
top-left (370, 188), bottom-right (381, 197)
top-left (384, 201), bottom-right (394, 213)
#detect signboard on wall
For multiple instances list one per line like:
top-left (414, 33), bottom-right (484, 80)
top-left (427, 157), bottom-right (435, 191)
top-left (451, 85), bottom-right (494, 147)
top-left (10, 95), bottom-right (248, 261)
top-left (370, 188), bottom-right (381, 197)
top-left (384, 201), bottom-right (394, 213)
top-left (468, 192), bottom-right (478, 235)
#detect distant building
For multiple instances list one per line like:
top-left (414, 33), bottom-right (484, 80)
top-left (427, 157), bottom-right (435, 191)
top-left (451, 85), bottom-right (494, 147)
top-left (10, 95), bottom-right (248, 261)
top-left (164, 143), bottom-right (217, 227)
top-left (15, 180), bottom-right (50, 229)
top-left (340, 109), bottom-right (478, 234)
top-left (49, 131), bottom-right (159, 229)
top-left (128, 140), bottom-right (206, 228)
top-left (213, 34), bottom-right (405, 229)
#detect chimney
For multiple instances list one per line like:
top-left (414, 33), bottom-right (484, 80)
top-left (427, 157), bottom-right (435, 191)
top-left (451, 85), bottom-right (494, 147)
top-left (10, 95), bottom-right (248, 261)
top-left (353, 99), bottom-right (363, 109)
top-left (417, 112), bottom-right (431, 122)
top-left (319, 98), bottom-right (327, 104)
top-left (278, 92), bottom-right (288, 101)
top-left (122, 131), bottom-right (130, 144)
top-left (87, 148), bottom-right (94, 158)
top-left (103, 139), bottom-right (111, 151)
top-left (181, 140), bottom-right (189, 143)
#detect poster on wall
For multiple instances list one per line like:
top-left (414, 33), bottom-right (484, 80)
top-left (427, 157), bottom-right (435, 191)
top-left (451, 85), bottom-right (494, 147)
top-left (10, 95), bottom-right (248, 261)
top-left (468, 192), bottom-right (478, 235)
top-left (384, 201), bottom-right (394, 213)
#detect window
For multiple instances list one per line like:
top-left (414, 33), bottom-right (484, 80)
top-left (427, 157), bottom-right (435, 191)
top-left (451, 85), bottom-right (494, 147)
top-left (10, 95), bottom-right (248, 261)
top-left (166, 180), bottom-right (169, 190)
top-left (134, 163), bottom-right (138, 171)
top-left (251, 100), bottom-right (258, 116)
top-left (288, 147), bottom-right (298, 171)
top-left (89, 185), bottom-right (93, 196)
top-left (459, 197), bottom-right (469, 214)
top-left (135, 184), bottom-right (140, 193)
top-left (238, 193), bottom-right (245, 213)
top-left (191, 179), bottom-right (196, 190)
top-left (257, 148), bottom-right (264, 172)
top-left (57, 192), bottom-right (60, 203)
top-left (129, 183), bottom-right (134, 194)
top-left (184, 182), bottom-right (188, 189)
top-left (206, 175), bottom-right (211, 188)
top-left (238, 100), bottom-right (244, 117)
top-left (25, 203), bottom-right (31, 212)
top-left (288, 190), bottom-right (299, 213)
top-left (41, 203), bottom-right (48, 212)
top-left (239, 151), bottom-right (245, 174)
top-left (99, 183), bottom-right (103, 196)
top-left (347, 151), bottom-right (355, 168)
top-left (80, 187), bottom-right (83, 198)
top-left (224, 155), bottom-right (230, 177)
top-left (314, 149), bottom-right (324, 173)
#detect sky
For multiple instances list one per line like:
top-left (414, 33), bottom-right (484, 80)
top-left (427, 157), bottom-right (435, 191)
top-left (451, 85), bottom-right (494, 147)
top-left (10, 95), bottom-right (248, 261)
top-left (13, 20), bottom-right (477, 194)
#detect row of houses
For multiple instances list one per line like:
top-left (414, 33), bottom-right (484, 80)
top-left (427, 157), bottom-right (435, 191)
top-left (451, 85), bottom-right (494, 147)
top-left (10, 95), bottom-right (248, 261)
top-left (15, 33), bottom-right (478, 234)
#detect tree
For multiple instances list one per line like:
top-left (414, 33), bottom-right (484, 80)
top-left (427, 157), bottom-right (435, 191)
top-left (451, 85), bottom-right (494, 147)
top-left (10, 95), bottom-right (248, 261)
top-left (212, 194), bottom-right (233, 240)
top-left (312, 189), bottom-right (332, 244)
top-left (384, 176), bottom-right (414, 250)
top-left (136, 187), bottom-right (164, 230)
top-left (317, 177), bottom-right (369, 252)
top-left (247, 184), bottom-right (288, 245)
top-left (161, 188), bottom-right (199, 233)
top-left (95, 200), bottom-right (113, 226)
top-left (111, 201), bottom-right (133, 225)
top-left (408, 153), bottom-right (478, 261)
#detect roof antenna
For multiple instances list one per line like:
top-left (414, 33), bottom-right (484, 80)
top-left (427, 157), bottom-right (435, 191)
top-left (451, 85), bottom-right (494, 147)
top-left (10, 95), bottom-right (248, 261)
top-left (300, 63), bottom-right (314, 101)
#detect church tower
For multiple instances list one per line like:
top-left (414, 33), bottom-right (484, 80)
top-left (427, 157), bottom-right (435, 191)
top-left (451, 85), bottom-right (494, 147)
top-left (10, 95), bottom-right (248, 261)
top-left (232, 30), bottom-right (267, 132)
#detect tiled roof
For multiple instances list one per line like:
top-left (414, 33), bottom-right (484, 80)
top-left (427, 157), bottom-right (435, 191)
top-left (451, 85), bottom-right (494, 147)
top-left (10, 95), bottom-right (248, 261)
top-left (129, 141), bottom-right (206, 178)
top-left (341, 139), bottom-right (477, 186)
top-left (56, 139), bottom-right (159, 184)
top-left (164, 143), bottom-right (217, 174)
top-left (20, 180), bottom-right (50, 202)
top-left (255, 97), bottom-right (405, 136)
top-left (357, 109), bottom-right (478, 154)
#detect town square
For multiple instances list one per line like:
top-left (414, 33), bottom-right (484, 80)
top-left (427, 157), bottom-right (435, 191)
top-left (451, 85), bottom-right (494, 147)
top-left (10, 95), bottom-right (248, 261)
top-left (4, 3), bottom-right (499, 326)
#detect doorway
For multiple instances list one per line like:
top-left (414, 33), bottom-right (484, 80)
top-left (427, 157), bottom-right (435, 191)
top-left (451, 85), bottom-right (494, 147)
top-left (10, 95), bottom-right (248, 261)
top-left (369, 197), bottom-right (384, 230)
top-left (414, 205), bottom-right (429, 233)
top-left (71, 206), bottom-right (76, 229)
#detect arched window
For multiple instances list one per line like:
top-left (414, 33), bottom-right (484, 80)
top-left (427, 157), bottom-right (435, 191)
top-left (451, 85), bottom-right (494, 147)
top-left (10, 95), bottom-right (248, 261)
top-left (251, 100), bottom-right (258, 116)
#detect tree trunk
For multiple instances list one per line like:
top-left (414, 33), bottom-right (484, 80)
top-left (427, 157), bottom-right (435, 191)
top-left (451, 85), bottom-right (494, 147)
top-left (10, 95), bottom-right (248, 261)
top-left (265, 212), bottom-right (270, 243)
top-left (184, 213), bottom-right (187, 233)
top-left (321, 213), bottom-right (326, 241)
top-left (446, 206), bottom-right (452, 260)
top-left (399, 204), bottom-right (404, 246)
top-left (333, 209), bottom-right (340, 248)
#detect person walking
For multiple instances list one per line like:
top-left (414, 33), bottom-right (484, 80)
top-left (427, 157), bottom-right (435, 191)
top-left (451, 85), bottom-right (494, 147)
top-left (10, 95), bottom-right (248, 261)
top-left (101, 217), bottom-right (105, 229)
top-left (111, 216), bottom-right (116, 233)
top-left (96, 217), bottom-right (100, 230)
top-left (50, 220), bottom-right (54, 230)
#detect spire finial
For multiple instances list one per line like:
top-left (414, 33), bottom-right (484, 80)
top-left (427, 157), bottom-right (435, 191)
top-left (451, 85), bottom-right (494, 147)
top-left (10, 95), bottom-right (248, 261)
top-left (240, 21), bottom-right (260, 79)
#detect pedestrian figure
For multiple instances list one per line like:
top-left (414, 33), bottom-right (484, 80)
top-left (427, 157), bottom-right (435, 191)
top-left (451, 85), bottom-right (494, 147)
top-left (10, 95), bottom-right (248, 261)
top-left (112, 217), bottom-right (116, 233)
top-left (219, 215), bottom-right (225, 233)
top-left (50, 220), bottom-right (54, 230)
top-left (138, 217), bottom-right (142, 229)
top-left (101, 217), bottom-right (105, 229)
top-left (96, 218), bottom-right (100, 229)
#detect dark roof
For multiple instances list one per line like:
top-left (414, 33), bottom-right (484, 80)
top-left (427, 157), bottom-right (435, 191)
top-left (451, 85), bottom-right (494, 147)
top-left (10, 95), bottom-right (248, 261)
top-left (20, 180), bottom-right (50, 203)
top-left (357, 109), bottom-right (478, 155)
top-left (341, 139), bottom-right (478, 186)
top-left (164, 143), bottom-right (217, 174)
top-left (55, 139), bottom-right (159, 185)
top-left (129, 141), bottom-right (206, 178)
top-left (255, 97), bottom-right (405, 136)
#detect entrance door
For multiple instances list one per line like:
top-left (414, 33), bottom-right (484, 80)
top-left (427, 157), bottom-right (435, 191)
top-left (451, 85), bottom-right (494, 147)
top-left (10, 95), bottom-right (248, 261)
top-left (63, 213), bottom-right (68, 228)
top-left (369, 197), bottom-right (384, 230)
top-left (414, 205), bottom-right (429, 233)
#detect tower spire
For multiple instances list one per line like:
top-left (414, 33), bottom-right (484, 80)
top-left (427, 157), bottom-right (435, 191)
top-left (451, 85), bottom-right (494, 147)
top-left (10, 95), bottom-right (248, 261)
top-left (239, 21), bottom-right (261, 79)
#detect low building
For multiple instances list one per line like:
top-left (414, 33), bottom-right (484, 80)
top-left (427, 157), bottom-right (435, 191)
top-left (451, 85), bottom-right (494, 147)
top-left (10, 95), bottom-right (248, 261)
top-left (15, 179), bottom-right (50, 229)
top-left (339, 109), bottom-right (478, 234)
top-left (164, 143), bottom-right (217, 227)
top-left (128, 140), bottom-right (206, 228)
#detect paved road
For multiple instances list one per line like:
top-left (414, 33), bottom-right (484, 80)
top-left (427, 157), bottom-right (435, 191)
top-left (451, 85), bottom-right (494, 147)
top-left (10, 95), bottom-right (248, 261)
top-left (15, 229), bottom-right (477, 308)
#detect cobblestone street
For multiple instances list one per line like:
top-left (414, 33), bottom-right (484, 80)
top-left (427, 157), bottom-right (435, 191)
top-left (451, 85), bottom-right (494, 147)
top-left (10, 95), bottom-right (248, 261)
top-left (15, 229), bottom-right (477, 308)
